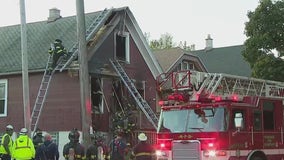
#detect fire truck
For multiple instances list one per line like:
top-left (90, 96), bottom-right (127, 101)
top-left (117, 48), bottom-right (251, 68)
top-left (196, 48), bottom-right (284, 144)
top-left (155, 70), bottom-right (284, 160)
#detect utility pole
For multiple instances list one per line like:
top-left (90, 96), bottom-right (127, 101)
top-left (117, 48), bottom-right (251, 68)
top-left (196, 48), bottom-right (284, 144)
top-left (20, 0), bottom-right (31, 135)
top-left (76, 0), bottom-right (92, 145)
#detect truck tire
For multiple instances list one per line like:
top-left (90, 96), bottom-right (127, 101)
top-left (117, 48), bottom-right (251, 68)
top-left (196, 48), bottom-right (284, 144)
top-left (250, 151), bottom-right (267, 160)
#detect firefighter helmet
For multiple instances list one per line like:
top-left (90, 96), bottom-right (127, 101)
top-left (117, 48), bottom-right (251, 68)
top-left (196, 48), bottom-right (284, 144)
top-left (20, 128), bottom-right (28, 135)
top-left (6, 125), bottom-right (13, 130)
top-left (68, 128), bottom-right (80, 141)
top-left (54, 39), bottom-right (62, 43)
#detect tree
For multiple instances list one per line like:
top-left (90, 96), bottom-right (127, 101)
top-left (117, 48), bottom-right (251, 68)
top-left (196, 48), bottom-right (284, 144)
top-left (178, 41), bottom-right (195, 51)
top-left (242, 0), bottom-right (284, 81)
top-left (149, 33), bottom-right (175, 49)
top-left (145, 32), bottom-right (194, 50)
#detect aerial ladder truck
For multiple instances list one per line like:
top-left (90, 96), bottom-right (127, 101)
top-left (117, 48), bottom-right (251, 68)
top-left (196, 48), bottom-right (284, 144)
top-left (155, 70), bottom-right (284, 160)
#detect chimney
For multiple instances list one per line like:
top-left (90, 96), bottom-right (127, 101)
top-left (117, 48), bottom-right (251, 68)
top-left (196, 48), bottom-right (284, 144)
top-left (190, 44), bottom-right (195, 51)
top-left (47, 8), bottom-right (61, 22)
top-left (205, 34), bottom-right (213, 51)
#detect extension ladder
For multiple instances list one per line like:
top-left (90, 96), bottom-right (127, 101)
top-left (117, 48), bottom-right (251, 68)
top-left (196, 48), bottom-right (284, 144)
top-left (110, 59), bottom-right (159, 130)
top-left (31, 55), bottom-right (56, 132)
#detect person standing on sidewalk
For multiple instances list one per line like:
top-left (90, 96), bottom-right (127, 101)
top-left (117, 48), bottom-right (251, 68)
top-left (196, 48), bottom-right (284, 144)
top-left (0, 125), bottom-right (14, 160)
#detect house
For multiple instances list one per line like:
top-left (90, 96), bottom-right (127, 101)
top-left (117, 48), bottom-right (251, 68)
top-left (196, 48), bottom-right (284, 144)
top-left (0, 6), bottom-right (163, 154)
top-left (153, 35), bottom-right (252, 77)
top-left (153, 47), bottom-right (207, 73)
top-left (152, 35), bottom-right (252, 107)
top-left (192, 35), bottom-right (252, 77)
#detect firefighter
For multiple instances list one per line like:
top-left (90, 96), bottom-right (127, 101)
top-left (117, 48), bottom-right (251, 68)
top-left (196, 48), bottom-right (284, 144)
top-left (47, 39), bottom-right (67, 74)
top-left (131, 133), bottom-right (155, 160)
top-left (12, 128), bottom-right (35, 160)
top-left (63, 128), bottom-right (85, 160)
top-left (32, 128), bottom-right (44, 150)
top-left (0, 125), bottom-right (14, 160)
top-left (124, 143), bottom-right (132, 160)
top-left (86, 134), bottom-right (108, 160)
top-left (109, 131), bottom-right (127, 160)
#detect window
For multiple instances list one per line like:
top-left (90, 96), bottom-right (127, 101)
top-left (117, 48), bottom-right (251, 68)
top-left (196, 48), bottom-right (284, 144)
top-left (231, 109), bottom-right (246, 130)
top-left (115, 31), bottom-right (130, 63)
top-left (0, 79), bottom-right (8, 117)
top-left (91, 77), bottom-right (104, 114)
top-left (179, 61), bottom-right (194, 71)
top-left (263, 101), bottom-right (275, 130)
top-left (253, 110), bottom-right (262, 131)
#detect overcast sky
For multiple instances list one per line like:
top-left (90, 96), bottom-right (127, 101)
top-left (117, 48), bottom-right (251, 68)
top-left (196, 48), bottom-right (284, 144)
top-left (0, 0), bottom-right (260, 50)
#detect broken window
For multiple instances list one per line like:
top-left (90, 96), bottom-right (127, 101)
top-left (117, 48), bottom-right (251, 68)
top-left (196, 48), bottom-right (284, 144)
top-left (115, 31), bottom-right (129, 62)
top-left (91, 77), bottom-right (103, 114)
top-left (112, 80), bottom-right (124, 112)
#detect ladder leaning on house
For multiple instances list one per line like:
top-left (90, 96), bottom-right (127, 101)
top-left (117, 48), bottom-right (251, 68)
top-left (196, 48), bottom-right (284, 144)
top-left (30, 55), bottom-right (55, 132)
top-left (109, 59), bottom-right (159, 130)
top-left (58, 8), bottom-right (113, 72)
top-left (30, 8), bottom-right (113, 133)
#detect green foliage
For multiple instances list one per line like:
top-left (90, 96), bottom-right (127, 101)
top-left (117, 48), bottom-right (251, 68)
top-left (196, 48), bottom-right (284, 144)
top-left (149, 33), bottom-right (175, 49)
top-left (243, 0), bottom-right (284, 81)
top-left (145, 32), bottom-right (193, 51)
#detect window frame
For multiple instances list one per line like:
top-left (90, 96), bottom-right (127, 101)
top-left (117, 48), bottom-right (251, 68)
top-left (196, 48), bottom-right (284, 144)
top-left (179, 61), bottom-right (195, 71)
top-left (0, 79), bottom-right (8, 117)
top-left (114, 31), bottom-right (130, 63)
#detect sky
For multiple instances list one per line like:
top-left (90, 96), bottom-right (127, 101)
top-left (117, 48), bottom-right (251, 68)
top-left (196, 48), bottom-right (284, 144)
top-left (0, 0), bottom-right (260, 50)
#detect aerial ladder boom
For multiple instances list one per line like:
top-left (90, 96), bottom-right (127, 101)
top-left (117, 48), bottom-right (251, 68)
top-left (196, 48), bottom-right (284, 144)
top-left (110, 59), bottom-right (159, 130)
top-left (30, 8), bottom-right (113, 132)
top-left (190, 71), bottom-right (284, 99)
top-left (157, 70), bottom-right (284, 101)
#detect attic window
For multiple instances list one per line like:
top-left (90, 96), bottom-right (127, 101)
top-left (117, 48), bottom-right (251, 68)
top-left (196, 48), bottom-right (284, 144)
top-left (115, 31), bottom-right (129, 63)
top-left (179, 61), bottom-right (195, 71)
top-left (0, 79), bottom-right (7, 117)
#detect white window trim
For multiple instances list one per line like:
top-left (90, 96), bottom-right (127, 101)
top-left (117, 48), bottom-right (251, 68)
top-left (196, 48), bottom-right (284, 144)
top-left (0, 79), bottom-right (8, 117)
top-left (180, 61), bottom-right (195, 70)
top-left (114, 31), bottom-right (130, 63)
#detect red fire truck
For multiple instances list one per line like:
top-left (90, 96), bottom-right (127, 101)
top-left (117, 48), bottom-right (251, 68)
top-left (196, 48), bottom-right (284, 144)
top-left (155, 70), bottom-right (284, 160)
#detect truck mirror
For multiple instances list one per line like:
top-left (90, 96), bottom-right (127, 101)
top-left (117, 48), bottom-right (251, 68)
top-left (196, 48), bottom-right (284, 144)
top-left (234, 113), bottom-right (243, 129)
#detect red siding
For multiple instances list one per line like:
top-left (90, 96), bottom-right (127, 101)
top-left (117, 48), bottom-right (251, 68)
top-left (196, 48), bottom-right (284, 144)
top-left (0, 72), bottom-right (82, 132)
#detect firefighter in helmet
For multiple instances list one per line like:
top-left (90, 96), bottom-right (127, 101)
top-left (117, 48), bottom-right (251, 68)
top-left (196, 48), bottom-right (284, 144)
top-left (63, 128), bottom-right (85, 160)
top-left (47, 38), bottom-right (67, 74)
top-left (32, 128), bottom-right (44, 150)
top-left (86, 134), bottom-right (109, 160)
top-left (131, 133), bottom-right (155, 160)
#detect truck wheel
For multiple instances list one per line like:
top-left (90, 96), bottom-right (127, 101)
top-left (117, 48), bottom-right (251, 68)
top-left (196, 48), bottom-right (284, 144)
top-left (250, 152), bottom-right (267, 160)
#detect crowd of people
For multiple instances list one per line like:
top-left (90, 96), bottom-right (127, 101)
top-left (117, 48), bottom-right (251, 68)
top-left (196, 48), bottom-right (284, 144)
top-left (0, 125), bottom-right (156, 160)
top-left (0, 125), bottom-right (59, 160)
